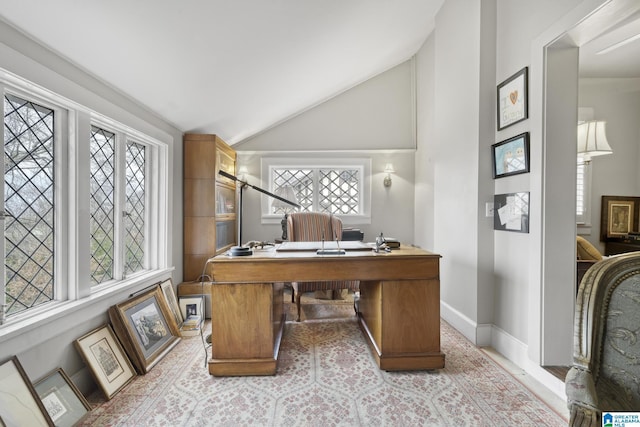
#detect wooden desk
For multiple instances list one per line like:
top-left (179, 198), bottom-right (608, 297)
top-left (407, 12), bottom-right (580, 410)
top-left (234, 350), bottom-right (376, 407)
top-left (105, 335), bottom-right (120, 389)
top-left (207, 245), bottom-right (444, 376)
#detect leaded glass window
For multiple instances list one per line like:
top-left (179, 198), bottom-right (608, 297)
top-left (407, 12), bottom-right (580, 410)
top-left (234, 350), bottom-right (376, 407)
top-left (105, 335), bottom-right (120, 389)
top-left (90, 126), bottom-right (115, 285)
top-left (3, 94), bottom-right (55, 315)
top-left (125, 141), bottom-right (145, 274)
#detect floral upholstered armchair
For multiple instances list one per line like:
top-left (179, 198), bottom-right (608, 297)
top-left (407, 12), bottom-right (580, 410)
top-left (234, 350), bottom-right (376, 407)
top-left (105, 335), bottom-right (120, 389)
top-left (286, 212), bottom-right (359, 321)
top-left (566, 251), bottom-right (640, 426)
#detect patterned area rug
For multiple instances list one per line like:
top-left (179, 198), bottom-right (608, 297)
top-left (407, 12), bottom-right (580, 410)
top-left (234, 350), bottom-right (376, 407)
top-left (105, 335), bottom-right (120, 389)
top-left (81, 298), bottom-right (567, 426)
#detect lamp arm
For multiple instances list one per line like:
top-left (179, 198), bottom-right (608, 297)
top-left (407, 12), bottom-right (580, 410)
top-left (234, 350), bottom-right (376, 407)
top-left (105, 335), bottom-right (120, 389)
top-left (218, 170), bottom-right (300, 208)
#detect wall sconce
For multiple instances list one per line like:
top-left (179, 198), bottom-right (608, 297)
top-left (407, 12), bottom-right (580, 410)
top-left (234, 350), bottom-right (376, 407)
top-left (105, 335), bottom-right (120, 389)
top-left (237, 166), bottom-right (249, 181)
top-left (383, 163), bottom-right (395, 187)
top-left (577, 120), bottom-right (613, 163)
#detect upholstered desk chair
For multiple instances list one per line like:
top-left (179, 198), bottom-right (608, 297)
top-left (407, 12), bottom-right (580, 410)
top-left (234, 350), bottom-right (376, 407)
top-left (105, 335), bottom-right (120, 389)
top-left (286, 211), bottom-right (359, 321)
top-left (566, 251), bottom-right (640, 425)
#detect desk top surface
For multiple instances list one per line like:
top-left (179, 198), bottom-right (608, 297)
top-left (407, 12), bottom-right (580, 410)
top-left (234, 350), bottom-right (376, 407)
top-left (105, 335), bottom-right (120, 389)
top-left (211, 243), bottom-right (440, 263)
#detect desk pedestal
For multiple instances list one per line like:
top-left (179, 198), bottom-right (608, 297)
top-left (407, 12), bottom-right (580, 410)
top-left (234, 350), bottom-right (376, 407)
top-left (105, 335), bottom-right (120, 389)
top-left (209, 282), bottom-right (285, 376)
top-left (357, 279), bottom-right (445, 370)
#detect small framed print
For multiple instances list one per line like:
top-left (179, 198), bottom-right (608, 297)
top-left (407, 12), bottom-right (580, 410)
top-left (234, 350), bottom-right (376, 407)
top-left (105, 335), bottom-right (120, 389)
top-left (34, 368), bottom-right (91, 427)
top-left (494, 192), bottom-right (530, 233)
top-left (179, 295), bottom-right (205, 320)
top-left (74, 324), bottom-right (136, 400)
top-left (497, 67), bottom-right (528, 130)
top-left (492, 132), bottom-right (530, 179)
top-left (0, 356), bottom-right (55, 426)
top-left (607, 200), bottom-right (634, 238)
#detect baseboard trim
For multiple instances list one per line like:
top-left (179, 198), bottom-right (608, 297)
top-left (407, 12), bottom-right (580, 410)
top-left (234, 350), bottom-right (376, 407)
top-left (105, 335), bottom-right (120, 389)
top-left (440, 301), bottom-right (491, 346)
top-left (441, 301), bottom-right (566, 401)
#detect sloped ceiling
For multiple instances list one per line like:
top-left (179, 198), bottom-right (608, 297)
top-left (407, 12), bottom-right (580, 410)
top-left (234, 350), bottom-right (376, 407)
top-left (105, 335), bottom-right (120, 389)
top-left (0, 0), bottom-right (444, 144)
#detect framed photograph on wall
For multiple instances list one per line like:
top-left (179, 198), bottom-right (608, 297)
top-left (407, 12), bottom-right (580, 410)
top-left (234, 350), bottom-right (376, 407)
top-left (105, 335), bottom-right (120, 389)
top-left (607, 200), bottom-right (634, 238)
top-left (492, 132), bottom-right (530, 178)
top-left (497, 67), bottom-right (528, 130)
top-left (34, 368), bottom-right (92, 427)
top-left (74, 324), bottom-right (136, 400)
top-left (494, 192), bottom-right (530, 233)
top-left (108, 287), bottom-right (181, 374)
top-left (0, 356), bottom-right (55, 426)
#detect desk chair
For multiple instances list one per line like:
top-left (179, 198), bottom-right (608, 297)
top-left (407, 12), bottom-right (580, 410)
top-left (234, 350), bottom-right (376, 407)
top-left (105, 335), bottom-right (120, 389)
top-left (286, 212), bottom-right (359, 321)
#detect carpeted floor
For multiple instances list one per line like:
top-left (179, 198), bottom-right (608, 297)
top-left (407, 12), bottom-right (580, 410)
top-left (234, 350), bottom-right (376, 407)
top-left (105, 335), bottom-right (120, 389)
top-left (80, 294), bottom-right (568, 426)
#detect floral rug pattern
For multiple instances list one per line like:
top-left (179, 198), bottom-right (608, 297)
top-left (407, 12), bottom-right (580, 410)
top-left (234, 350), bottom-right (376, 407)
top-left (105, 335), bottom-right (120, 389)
top-left (80, 298), bottom-right (567, 426)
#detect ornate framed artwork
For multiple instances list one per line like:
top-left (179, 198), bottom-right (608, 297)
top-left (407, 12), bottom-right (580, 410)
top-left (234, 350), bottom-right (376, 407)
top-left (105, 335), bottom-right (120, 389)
top-left (0, 356), bottom-right (55, 426)
top-left (74, 324), bottom-right (136, 400)
top-left (600, 196), bottom-right (640, 241)
top-left (108, 287), bottom-right (181, 374)
top-left (492, 132), bottom-right (530, 178)
top-left (34, 368), bottom-right (92, 426)
top-left (497, 67), bottom-right (528, 130)
top-left (607, 200), bottom-right (634, 238)
top-left (494, 192), bottom-right (530, 233)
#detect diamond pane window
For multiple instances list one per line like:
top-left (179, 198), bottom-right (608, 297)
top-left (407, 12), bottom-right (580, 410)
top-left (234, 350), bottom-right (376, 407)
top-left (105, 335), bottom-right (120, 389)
top-left (90, 126), bottom-right (115, 285)
top-left (271, 168), bottom-right (360, 214)
top-left (319, 169), bottom-right (359, 214)
top-left (3, 94), bottom-right (55, 315)
top-left (272, 169), bottom-right (312, 213)
top-left (125, 141), bottom-right (145, 274)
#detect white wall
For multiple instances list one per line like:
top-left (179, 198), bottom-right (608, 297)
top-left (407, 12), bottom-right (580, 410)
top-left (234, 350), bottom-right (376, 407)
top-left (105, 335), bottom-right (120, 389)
top-left (235, 60), bottom-right (416, 244)
top-left (579, 78), bottom-right (640, 252)
top-left (0, 19), bottom-right (183, 392)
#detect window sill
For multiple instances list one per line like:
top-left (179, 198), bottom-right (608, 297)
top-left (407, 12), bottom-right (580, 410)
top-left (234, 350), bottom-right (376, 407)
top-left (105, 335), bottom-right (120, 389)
top-left (0, 268), bottom-right (173, 345)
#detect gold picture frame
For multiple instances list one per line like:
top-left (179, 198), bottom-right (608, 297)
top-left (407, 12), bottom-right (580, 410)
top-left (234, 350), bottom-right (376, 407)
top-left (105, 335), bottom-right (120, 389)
top-left (109, 287), bottom-right (181, 374)
top-left (0, 356), bottom-right (55, 426)
top-left (159, 278), bottom-right (183, 328)
top-left (34, 367), bottom-right (92, 426)
top-left (607, 200), bottom-right (634, 237)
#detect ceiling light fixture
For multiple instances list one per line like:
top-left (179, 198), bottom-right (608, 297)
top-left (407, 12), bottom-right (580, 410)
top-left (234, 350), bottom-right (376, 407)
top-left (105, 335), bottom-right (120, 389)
top-left (596, 32), bottom-right (640, 55)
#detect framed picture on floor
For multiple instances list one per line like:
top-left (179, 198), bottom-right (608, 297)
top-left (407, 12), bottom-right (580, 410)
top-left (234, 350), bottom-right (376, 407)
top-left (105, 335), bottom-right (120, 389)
top-left (178, 295), bottom-right (205, 320)
top-left (109, 287), bottom-right (181, 374)
top-left (0, 356), bottom-right (55, 426)
top-left (159, 278), bottom-right (183, 328)
top-left (74, 324), bottom-right (136, 400)
top-left (497, 67), bottom-right (528, 130)
top-left (491, 132), bottom-right (530, 178)
top-left (34, 368), bottom-right (92, 426)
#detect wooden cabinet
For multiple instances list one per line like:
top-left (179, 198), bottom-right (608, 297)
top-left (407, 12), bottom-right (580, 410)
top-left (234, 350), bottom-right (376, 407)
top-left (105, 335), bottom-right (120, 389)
top-left (183, 134), bottom-right (236, 281)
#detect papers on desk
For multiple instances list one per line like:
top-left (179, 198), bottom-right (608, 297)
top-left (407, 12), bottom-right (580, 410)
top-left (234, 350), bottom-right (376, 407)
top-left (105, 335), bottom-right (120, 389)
top-left (276, 241), bottom-right (372, 252)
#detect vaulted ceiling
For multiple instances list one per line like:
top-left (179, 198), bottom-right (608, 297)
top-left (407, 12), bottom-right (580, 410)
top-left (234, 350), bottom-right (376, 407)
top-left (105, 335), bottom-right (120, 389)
top-left (0, 0), bottom-right (444, 144)
top-left (1, 1), bottom-right (638, 146)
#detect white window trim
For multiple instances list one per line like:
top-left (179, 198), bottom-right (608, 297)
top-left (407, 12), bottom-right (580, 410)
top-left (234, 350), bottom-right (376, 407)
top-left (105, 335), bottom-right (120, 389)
top-left (0, 68), bottom-right (170, 332)
top-left (576, 159), bottom-right (593, 235)
top-left (260, 157), bottom-right (371, 225)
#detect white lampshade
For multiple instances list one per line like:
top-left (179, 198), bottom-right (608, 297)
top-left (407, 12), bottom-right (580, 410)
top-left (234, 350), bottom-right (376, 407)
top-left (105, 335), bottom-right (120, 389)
top-left (577, 121), bottom-right (612, 162)
top-left (272, 185), bottom-right (298, 211)
top-left (383, 163), bottom-right (395, 174)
